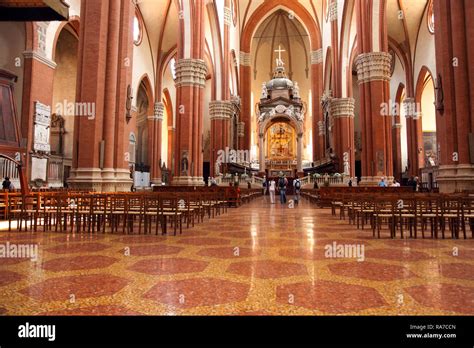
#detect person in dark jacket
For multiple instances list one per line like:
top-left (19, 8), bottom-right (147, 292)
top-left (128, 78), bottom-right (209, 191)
top-left (2, 177), bottom-right (12, 191)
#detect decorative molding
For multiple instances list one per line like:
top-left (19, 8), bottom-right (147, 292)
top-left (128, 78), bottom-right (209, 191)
top-left (238, 121), bottom-right (245, 137)
top-left (330, 98), bottom-right (355, 118)
top-left (258, 104), bottom-right (304, 123)
top-left (392, 123), bottom-right (402, 129)
top-left (329, 1), bottom-right (338, 22)
top-left (403, 98), bottom-right (416, 118)
top-left (153, 102), bottom-right (164, 121)
top-left (223, 7), bottom-right (232, 26)
top-left (174, 59), bottom-right (207, 88)
top-left (239, 51), bottom-right (251, 66)
top-left (36, 22), bottom-right (49, 55)
top-left (354, 52), bottom-right (392, 84)
top-left (209, 100), bottom-right (233, 120)
top-left (311, 49), bottom-right (323, 65)
top-left (23, 51), bottom-right (56, 69)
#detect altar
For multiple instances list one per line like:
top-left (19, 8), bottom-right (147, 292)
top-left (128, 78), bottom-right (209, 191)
top-left (256, 45), bottom-right (305, 175)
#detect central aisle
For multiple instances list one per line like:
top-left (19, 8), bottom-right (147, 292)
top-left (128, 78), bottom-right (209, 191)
top-left (0, 197), bottom-right (473, 315)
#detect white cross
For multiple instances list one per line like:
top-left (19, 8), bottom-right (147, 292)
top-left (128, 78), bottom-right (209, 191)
top-left (275, 45), bottom-right (285, 66)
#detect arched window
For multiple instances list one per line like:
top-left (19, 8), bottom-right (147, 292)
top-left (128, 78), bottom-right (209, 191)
top-left (133, 10), bottom-right (143, 45)
top-left (427, 0), bottom-right (435, 34)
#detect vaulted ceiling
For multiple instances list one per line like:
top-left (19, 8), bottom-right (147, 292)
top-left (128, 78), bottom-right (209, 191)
top-left (252, 10), bottom-right (310, 79)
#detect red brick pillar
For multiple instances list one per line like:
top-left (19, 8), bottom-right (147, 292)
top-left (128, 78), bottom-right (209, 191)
top-left (392, 122), bottom-right (403, 181)
top-left (68, 0), bottom-right (134, 191)
top-left (311, 49), bottom-right (324, 162)
top-left (434, 0), bottom-right (474, 192)
top-left (403, 97), bottom-right (423, 177)
top-left (239, 51), bottom-right (251, 152)
top-left (210, 101), bottom-right (233, 176)
top-left (330, 98), bottom-right (355, 176)
top-left (149, 102), bottom-right (164, 184)
top-left (21, 33), bottom-right (56, 183)
top-left (172, 0), bottom-right (207, 186)
top-left (355, 0), bottom-right (393, 185)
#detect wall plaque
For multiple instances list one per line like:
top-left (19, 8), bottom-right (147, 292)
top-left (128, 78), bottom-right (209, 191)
top-left (31, 156), bottom-right (47, 182)
top-left (33, 101), bottom-right (51, 152)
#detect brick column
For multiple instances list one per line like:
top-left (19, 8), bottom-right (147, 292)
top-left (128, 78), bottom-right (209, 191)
top-left (392, 123), bottom-right (402, 181)
top-left (434, 0), bottom-right (474, 192)
top-left (149, 102), bottom-right (164, 184)
top-left (330, 98), bottom-right (355, 176)
top-left (355, 52), bottom-right (393, 184)
top-left (239, 51), bottom-right (251, 151)
top-left (210, 100), bottom-right (233, 176)
top-left (355, 0), bottom-right (393, 185)
top-left (311, 49), bottom-right (324, 161)
top-left (68, 0), bottom-right (134, 191)
top-left (403, 97), bottom-right (423, 177)
top-left (172, 59), bottom-right (207, 186)
top-left (21, 49), bottom-right (56, 183)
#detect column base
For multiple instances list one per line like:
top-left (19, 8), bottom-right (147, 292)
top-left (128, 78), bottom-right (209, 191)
top-left (359, 176), bottom-right (394, 186)
top-left (437, 164), bottom-right (474, 193)
top-left (151, 178), bottom-right (162, 185)
top-left (67, 168), bottom-right (133, 192)
top-left (172, 176), bottom-right (205, 186)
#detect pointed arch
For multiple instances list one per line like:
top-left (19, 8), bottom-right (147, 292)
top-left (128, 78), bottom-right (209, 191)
top-left (241, 0), bottom-right (321, 52)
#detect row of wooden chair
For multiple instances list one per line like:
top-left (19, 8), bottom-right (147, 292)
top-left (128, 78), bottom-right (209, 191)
top-left (3, 189), bottom-right (252, 235)
top-left (302, 190), bottom-right (474, 239)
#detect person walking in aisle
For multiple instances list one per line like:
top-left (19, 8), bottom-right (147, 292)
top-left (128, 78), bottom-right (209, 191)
top-left (293, 175), bottom-right (301, 204)
top-left (269, 178), bottom-right (276, 204)
top-left (278, 173), bottom-right (288, 204)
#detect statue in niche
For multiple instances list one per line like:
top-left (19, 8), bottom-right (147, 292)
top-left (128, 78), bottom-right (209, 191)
top-left (215, 160), bottom-right (221, 176)
top-left (293, 82), bottom-right (300, 99)
top-left (181, 151), bottom-right (189, 176)
top-left (161, 162), bottom-right (169, 184)
top-left (261, 83), bottom-right (268, 99)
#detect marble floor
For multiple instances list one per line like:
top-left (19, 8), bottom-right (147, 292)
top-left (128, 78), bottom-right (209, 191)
top-left (0, 197), bottom-right (473, 315)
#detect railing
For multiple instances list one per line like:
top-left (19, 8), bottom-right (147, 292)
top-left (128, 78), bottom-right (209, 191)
top-left (300, 175), bottom-right (311, 186)
top-left (253, 176), bottom-right (265, 186)
top-left (312, 176), bottom-right (345, 186)
top-left (0, 157), bottom-right (20, 188)
top-left (47, 158), bottom-right (64, 188)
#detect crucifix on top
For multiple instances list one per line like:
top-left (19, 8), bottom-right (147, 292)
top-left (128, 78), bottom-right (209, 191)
top-left (275, 45), bottom-right (285, 67)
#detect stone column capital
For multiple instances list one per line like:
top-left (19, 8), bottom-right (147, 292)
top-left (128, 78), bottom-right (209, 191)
top-left (238, 121), bottom-right (245, 137)
top-left (329, 1), bottom-right (338, 21)
top-left (239, 51), bottom-right (251, 67)
top-left (174, 59), bottom-right (207, 88)
top-left (149, 102), bottom-right (164, 121)
top-left (354, 52), bottom-right (392, 84)
top-left (330, 97), bottom-right (355, 118)
top-left (311, 49), bottom-right (323, 65)
top-left (209, 100), bottom-right (234, 120)
top-left (402, 98), bottom-right (417, 118)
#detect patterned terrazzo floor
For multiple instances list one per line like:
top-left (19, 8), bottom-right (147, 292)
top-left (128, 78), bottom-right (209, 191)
top-left (0, 196), bottom-right (473, 315)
